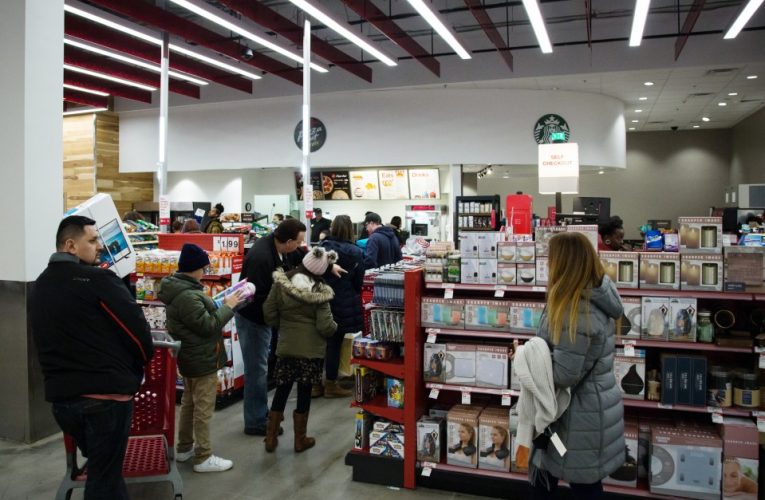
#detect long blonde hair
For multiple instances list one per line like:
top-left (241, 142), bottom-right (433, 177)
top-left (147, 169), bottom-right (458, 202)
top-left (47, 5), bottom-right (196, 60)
top-left (546, 232), bottom-right (604, 345)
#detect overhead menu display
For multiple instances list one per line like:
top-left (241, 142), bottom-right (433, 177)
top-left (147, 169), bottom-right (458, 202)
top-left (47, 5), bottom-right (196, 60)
top-left (320, 171), bottom-right (352, 200)
top-left (378, 169), bottom-right (410, 200)
top-left (408, 168), bottom-right (440, 199)
top-left (295, 172), bottom-right (324, 200)
top-left (350, 170), bottom-right (380, 200)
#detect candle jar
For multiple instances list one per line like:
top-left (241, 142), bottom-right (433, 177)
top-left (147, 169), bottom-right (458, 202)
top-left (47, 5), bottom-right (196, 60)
top-left (697, 311), bottom-right (713, 343)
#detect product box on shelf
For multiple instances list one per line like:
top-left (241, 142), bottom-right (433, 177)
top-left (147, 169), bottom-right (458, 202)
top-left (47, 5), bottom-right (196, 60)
top-left (681, 254), bottom-right (724, 291)
top-left (641, 296), bottom-right (669, 340)
top-left (717, 417), bottom-right (759, 500)
top-left (464, 300), bottom-right (510, 332)
top-left (637, 419), bottom-right (651, 480)
top-left (429, 404), bottom-right (451, 421)
top-left (600, 251), bottom-right (639, 289)
top-left (723, 246), bottom-right (765, 291)
top-left (510, 301), bottom-right (545, 333)
top-left (476, 232), bottom-right (502, 259)
top-left (620, 297), bottom-right (642, 338)
top-left (603, 421), bottom-right (638, 488)
top-left (461, 259), bottom-right (480, 284)
top-left (691, 356), bottom-right (707, 407)
top-left (678, 216), bottom-right (723, 254)
top-left (668, 297), bottom-right (697, 342)
top-left (370, 426), bottom-right (405, 460)
top-left (497, 263), bottom-right (517, 285)
top-left (640, 253), bottom-right (680, 290)
top-left (661, 354), bottom-right (677, 405)
top-left (459, 233), bottom-right (479, 259)
top-left (475, 345), bottom-right (510, 389)
top-left (650, 425), bottom-right (722, 499)
top-left (417, 416), bottom-right (445, 463)
top-left (354, 366), bottom-right (381, 404)
top-left (535, 258), bottom-right (549, 286)
top-left (515, 241), bottom-right (536, 264)
top-left (386, 378), bottom-right (404, 409)
top-left (424, 343), bottom-right (447, 383)
top-left (497, 241), bottom-right (517, 263)
top-left (478, 259), bottom-right (498, 284)
top-left (447, 406), bottom-right (481, 468)
top-left (614, 348), bottom-right (646, 400)
top-left (509, 402), bottom-right (528, 473)
top-left (535, 226), bottom-right (567, 257)
top-left (421, 297), bottom-right (465, 329)
top-left (354, 411), bottom-right (373, 450)
top-left (567, 225), bottom-right (599, 252)
top-left (445, 343), bottom-right (477, 386)
top-left (478, 408), bottom-right (511, 472)
top-left (516, 263), bottom-right (536, 286)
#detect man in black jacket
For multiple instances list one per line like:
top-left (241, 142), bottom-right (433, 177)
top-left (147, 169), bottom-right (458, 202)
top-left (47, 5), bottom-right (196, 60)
top-left (363, 212), bottom-right (403, 269)
top-left (30, 216), bottom-right (153, 500)
top-left (309, 208), bottom-right (331, 244)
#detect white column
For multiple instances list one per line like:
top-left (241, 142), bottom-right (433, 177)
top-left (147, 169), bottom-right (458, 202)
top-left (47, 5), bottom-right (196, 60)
top-left (301, 20), bottom-right (312, 228)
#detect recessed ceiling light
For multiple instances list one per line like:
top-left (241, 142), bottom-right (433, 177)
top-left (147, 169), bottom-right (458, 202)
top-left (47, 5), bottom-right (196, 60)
top-left (639, 96), bottom-right (648, 101)
top-left (702, 116), bottom-right (711, 122)
top-left (631, 120), bottom-right (639, 123)
top-left (598, 170), bottom-right (605, 175)
top-left (644, 81), bottom-right (654, 86)
top-left (635, 109), bottom-right (643, 113)
top-left (693, 125), bottom-right (700, 128)
top-left (747, 75), bottom-right (758, 80)
top-left (728, 92), bottom-right (738, 96)
top-left (718, 102), bottom-right (728, 106)
top-left (628, 127), bottom-right (636, 131)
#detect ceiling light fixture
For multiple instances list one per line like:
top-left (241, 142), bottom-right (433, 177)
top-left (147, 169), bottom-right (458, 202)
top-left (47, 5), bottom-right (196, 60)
top-left (64, 4), bottom-right (161, 44)
top-left (63, 64), bottom-right (157, 91)
top-left (702, 116), bottom-right (711, 122)
top-left (639, 96), bottom-right (648, 101)
top-left (728, 92), bottom-right (739, 96)
top-left (635, 109), bottom-right (643, 113)
top-left (286, 0), bottom-right (397, 66)
top-left (693, 125), bottom-right (700, 128)
top-left (63, 107), bottom-right (109, 116)
top-left (631, 119), bottom-right (639, 123)
top-left (644, 81), bottom-right (654, 86)
top-left (628, 127), bottom-right (636, 131)
top-left (168, 0), bottom-right (328, 72)
top-left (724, 0), bottom-right (764, 39)
top-left (521, 0), bottom-right (553, 53)
top-left (598, 170), bottom-right (605, 175)
top-left (406, 0), bottom-right (471, 59)
top-left (64, 38), bottom-right (208, 86)
top-left (63, 83), bottom-right (109, 96)
top-left (169, 44), bottom-right (262, 80)
top-left (718, 102), bottom-right (728, 106)
top-left (629, 0), bottom-right (651, 47)
top-left (747, 75), bottom-right (758, 79)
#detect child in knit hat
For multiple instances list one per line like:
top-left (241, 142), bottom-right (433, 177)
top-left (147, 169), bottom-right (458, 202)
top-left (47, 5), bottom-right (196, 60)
top-left (262, 246), bottom-right (338, 453)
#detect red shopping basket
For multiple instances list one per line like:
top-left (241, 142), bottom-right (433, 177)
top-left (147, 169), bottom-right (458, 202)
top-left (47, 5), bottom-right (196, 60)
top-left (56, 332), bottom-right (183, 500)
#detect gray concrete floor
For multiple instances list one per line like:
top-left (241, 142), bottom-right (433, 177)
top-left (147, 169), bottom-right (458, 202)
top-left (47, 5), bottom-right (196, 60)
top-left (0, 392), bottom-right (484, 500)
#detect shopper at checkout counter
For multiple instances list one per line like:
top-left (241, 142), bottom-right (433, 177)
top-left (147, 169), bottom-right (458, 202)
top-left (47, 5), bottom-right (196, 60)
top-left (310, 208), bottom-right (331, 244)
top-left (363, 212), bottom-right (403, 269)
top-left (598, 216), bottom-right (631, 251)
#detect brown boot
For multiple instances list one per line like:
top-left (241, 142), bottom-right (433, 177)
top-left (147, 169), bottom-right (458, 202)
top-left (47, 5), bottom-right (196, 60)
top-left (293, 410), bottom-right (315, 452)
top-left (323, 379), bottom-right (352, 398)
top-left (264, 411), bottom-right (284, 453)
top-left (311, 384), bottom-right (324, 398)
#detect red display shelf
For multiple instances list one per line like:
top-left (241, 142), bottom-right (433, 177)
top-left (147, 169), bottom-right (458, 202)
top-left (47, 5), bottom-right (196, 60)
top-left (425, 282), bottom-right (546, 293)
top-left (351, 395), bottom-right (405, 424)
top-left (426, 327), bottom-right (533, 341)
top-left (620, 338), bottom-right (753, 353)
top-left (136, 272), bottom-right (231, 281)
top-left (425, 383), bottom-right (519, 397)
top-left (622, 398), bottom-right (752, 417)
top-left (617, 288), bottom-right (754, 301)
top-left (351, 357), bottom-right (405, 379)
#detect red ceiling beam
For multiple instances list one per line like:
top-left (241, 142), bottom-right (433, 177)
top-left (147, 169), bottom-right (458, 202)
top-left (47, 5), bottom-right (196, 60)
top-left (675, 0), bottom-right (706, 60)
top-left (217, 0), bottom-right (373, 83)
top-left (87, 0), bottom-right (302, 86)
top-left (64, 89), bottom-right (109, 108)
top-left (65, 45), bottom-right (200, 99)
top-left (65, 14), bottom-right (253, 94)
top-left (463, 0), bottom-right (512, 71)
top-left (340, 0), bottom-right (439, 77)
top-left (64, 71), bottom-right (152, 103)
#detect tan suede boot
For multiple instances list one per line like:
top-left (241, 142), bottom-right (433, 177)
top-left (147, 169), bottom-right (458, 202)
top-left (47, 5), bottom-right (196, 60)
top-left (293, 410), bottom-right (315, 452)
top-left (323, 379), bottom-right (352, 398)
top-left (264, 411), bottom-right (284, 453)
top-left (311, 384), bottom-right (324, 398)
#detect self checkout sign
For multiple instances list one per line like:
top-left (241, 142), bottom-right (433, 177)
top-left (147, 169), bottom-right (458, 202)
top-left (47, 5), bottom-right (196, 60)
top-left (213, 236), bottom-right (240, 252)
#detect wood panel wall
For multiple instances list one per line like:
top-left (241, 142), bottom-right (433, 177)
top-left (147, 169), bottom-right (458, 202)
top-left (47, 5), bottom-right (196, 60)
top-left (63, 113), bottom-right (153, 215)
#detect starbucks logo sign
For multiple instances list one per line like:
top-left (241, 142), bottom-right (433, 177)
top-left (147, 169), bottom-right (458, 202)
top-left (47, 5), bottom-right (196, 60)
top-left (534, 114), bottom-right (570, 144)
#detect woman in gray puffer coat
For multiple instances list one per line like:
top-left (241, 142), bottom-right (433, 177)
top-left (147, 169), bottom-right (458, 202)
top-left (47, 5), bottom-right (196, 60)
top-left (530, 232), bottom-right (625, 499)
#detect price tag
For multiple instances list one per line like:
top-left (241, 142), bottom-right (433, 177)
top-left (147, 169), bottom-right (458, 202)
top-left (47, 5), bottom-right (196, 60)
top-left (754, 346), bottom-right (765, 354)
top-left (426, 332), bottom-right (437, 344)
top-left (494, 289), bottom-right (505, 298)
top-left (429, 388), bottom-right (440, 399)
top-left (623, 344), bottom-right (635, 357)
top-left (213, 236), bottom-right (240, 252)
top-left (444, 288), bottom-right (454, 299)
top-left (757, 415), bottom-right (765, 433)
top-left (421, 466), bottom-right (433, 477)
top-left (622, 339), bottom-right (637, 345)
top-left (658, 403), bottom-right (673, 410)
top-left (759, 354), bottom-right (765, 369)
top-left (711, 413), bottom-right (724, 424)
top-left (443, 283), bottom-right (455, 289)
top-left (550, 432), bottom-right (567, 457)
top-left (461, 390), bottom-right (471, 405)
top-left (501, 390), bottom-right (512, 406)
top-left (532, 286), bottom-right (545, 292)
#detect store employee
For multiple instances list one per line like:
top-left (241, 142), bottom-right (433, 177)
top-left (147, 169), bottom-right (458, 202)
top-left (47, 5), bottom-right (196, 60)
top-left (310, 208), bottom-right (331, 244)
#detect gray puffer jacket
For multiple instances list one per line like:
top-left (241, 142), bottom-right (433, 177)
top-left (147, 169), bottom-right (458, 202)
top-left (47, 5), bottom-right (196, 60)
top-left (533, 275), bottom-right (625, 484)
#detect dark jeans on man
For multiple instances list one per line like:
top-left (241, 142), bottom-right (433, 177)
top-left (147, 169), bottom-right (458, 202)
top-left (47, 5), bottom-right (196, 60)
top-left (324, 329), bottom-right (346, 381)
top-left (530, 469), bottom-right (604, 500)
top-left (52, 398), bottom-right (133, 500)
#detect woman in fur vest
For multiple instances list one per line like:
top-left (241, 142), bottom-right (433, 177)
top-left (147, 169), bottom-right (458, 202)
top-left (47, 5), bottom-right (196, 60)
top-left (262, 246), bottom-right (338, 453)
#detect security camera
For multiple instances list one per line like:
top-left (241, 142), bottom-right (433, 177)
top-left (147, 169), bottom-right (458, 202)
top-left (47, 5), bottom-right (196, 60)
top-left (671, 126), bottom-right (678, 131)
top-left (241, 46), bottom-right (254, 61)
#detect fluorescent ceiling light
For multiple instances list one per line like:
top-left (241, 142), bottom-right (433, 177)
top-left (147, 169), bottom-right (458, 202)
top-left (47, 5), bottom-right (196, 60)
top-left (630, 0), bottom-right (651, 47)
top-left (628, 127), bottom-right (636, 131)
top-left (168, 0), bottom-right (328, 72)
top-left (64, 64), bottom-right (157, 91)
top-left (64, 38), bottom-right (208, 86)
top-left (287, 0), bottom-right (397, 66)
top-left (718, 102), bottom-right (727, 106)
top-left (724, 0), bottom-right (764, 39)
top-left (635, 109), bottom-right (643, 112)
top-left (728, 92), bottom-right (738, 96)
top-left (598, 170), bottom-right (605, 175)
top-left (639, 96), bottom-right (648, 101)
top-left (64, 4), bottom-right (161, 45)
top-left (702, 116), bottom-right (710, 122)
top-left (169, 44), bottom-right (262, 80)
top-left (63, 107), bottom-right (108, 116)
top-left (747, 74), bottom-right (758, 79)
top-left (521, 0), bottom-right (553, 53)
top-left (63, 83), bottom-right (109, 96)
top-left (693, 125), bottom-right (700, 128)
top-left (406, 0), bottom-right (471, 59)
top-left (631, 119), bottom-right (639, 123)
top-left (644, 81), bottom-right (654, 86)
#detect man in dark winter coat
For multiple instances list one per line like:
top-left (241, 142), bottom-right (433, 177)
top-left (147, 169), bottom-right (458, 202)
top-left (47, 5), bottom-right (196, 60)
top-left (363, 212), bottom-right (403, 269)
top-left (30, 215), bottom-right (153, 499)
top-left (309, 208), bottom-right (331, 244)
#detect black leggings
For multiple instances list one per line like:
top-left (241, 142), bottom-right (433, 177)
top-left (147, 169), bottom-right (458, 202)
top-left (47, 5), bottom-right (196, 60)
top-left (270, 381), bottom-right (312, 414)
top-left (530, 469), bottom-right (603, 500)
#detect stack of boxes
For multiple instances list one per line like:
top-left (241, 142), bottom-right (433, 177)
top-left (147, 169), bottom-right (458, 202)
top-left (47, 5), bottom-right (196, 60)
top-left (422, 342), bottom-right (510, 389)
top-left (660, 354), bottom-right (707, 407)
top-left (460, 232), bottom-right (501, 284)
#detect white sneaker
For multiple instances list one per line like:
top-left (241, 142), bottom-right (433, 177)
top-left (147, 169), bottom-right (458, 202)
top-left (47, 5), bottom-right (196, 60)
top-left (193, 455), bottom-right (233, 473)
top-left (176, 449), bottom-right (194, 463)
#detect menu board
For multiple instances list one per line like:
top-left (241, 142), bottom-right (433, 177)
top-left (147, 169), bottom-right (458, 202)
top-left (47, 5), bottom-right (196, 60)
top-left (408, 169), bottom-right (440, 199)
top-left (349, 170), bottom-right (380, 200)
top-left (320, 171), bottom-right (352, 200)
top-left (378, 169), bottom-right (410, 200)
top-left (295, 172), bottom-right (324, 201)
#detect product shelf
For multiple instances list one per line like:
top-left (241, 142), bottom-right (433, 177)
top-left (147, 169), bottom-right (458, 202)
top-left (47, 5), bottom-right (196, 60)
top-left (351, 357), bottom-right (405, 379)
top-left (457, 212), bottom-right (493, 216)
top-left (425, 327), bottom-right (533, 341)
top-left (617, 288), bottom-right (754, 301)
top-left (131, 240), bottom-right (159, 246)
top-left (351, 394), bottom-right (405, 425)
top-left (622, 398), bottom-right (752, 417)
top-left (425, 383), bottom-right (519, 398)
top-left (136, 272), bottom-right (232, 280)
top-left (127, 232), bottom-right (159, 236)
top-left (426, 282), bottom-right (546, 293)
top-left (136, 300), bottom-right (164, 306)
top-left (620, 337), bottom-right (752, 353)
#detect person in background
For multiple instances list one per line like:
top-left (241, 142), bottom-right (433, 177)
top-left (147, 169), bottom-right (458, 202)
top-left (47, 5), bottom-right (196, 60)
top-left (182, 219), bottom-right (202, 234)
top-left (597, 216), bottom-right (628, 251)
top-left (272, 213), bottom-right (285, 224)
top-left (387, 216), bottom-right (406, 245)
top-left (122, 210), bottom-right (145, 222)
top-left (358, 211), bottom-right (373, 240)
top-left (527, 232), bottom-right (624, 500)
top-left (316, 215), bottom-right (364, 398)
top-left (203, 203), bottom-right (225, 234)
top-left (171, 220), bottom-right (183, 233)
top-left (363, 212), bottom-right (403, 269)
top-left (262, 247), bottom-right (338, 453)
top-left (159, 244), bottom-right (246, 472)
top-left (318, 229), bottom-right (330, 242)
top-left (31, 216), bottom-right (153, 499)
top-left (310, 208), bottom-right (332, 244)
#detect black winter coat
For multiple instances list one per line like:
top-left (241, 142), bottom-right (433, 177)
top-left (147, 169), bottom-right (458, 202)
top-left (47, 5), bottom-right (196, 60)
top-left (364, 225), bottom-right (403, 269)
top-left (30, 253), bottom-right (154, 402)
top-left (320, 237), bottom-right (364, 334)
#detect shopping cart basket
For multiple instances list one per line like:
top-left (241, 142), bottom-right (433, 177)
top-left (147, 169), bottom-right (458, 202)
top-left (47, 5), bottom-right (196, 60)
top-left (56, 331), bottom-right (183, 500)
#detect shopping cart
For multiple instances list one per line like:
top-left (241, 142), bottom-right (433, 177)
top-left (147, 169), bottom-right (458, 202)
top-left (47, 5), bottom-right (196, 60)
top-left (56, 331), bottom-right (183, 500)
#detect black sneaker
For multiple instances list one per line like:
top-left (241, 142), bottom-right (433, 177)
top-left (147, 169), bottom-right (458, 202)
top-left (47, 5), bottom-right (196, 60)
top-left (244, 426), bottom-right (283, 436)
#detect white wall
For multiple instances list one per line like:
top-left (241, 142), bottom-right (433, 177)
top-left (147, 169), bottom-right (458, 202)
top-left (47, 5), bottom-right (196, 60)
top-left (120, 88), bottom-right (626, 172)
top-left (166, 169), bottom-right (242, 213)
top-left (731, 107), bottom-right (765, 185)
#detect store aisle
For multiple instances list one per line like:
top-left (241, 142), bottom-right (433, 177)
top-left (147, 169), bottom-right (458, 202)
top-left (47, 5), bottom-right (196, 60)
top-left (0, 393), bottom-right (481, 500)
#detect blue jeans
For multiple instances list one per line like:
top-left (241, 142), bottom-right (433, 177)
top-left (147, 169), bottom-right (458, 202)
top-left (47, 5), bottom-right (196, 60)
top-left (236, 314), bottom-right (272, 430)
top-left (52, 398), bottom-right (133, 500)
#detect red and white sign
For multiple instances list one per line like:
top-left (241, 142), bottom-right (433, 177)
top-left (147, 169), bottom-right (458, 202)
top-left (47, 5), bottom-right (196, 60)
top-left (159, 196), bottom-right (170, 226)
